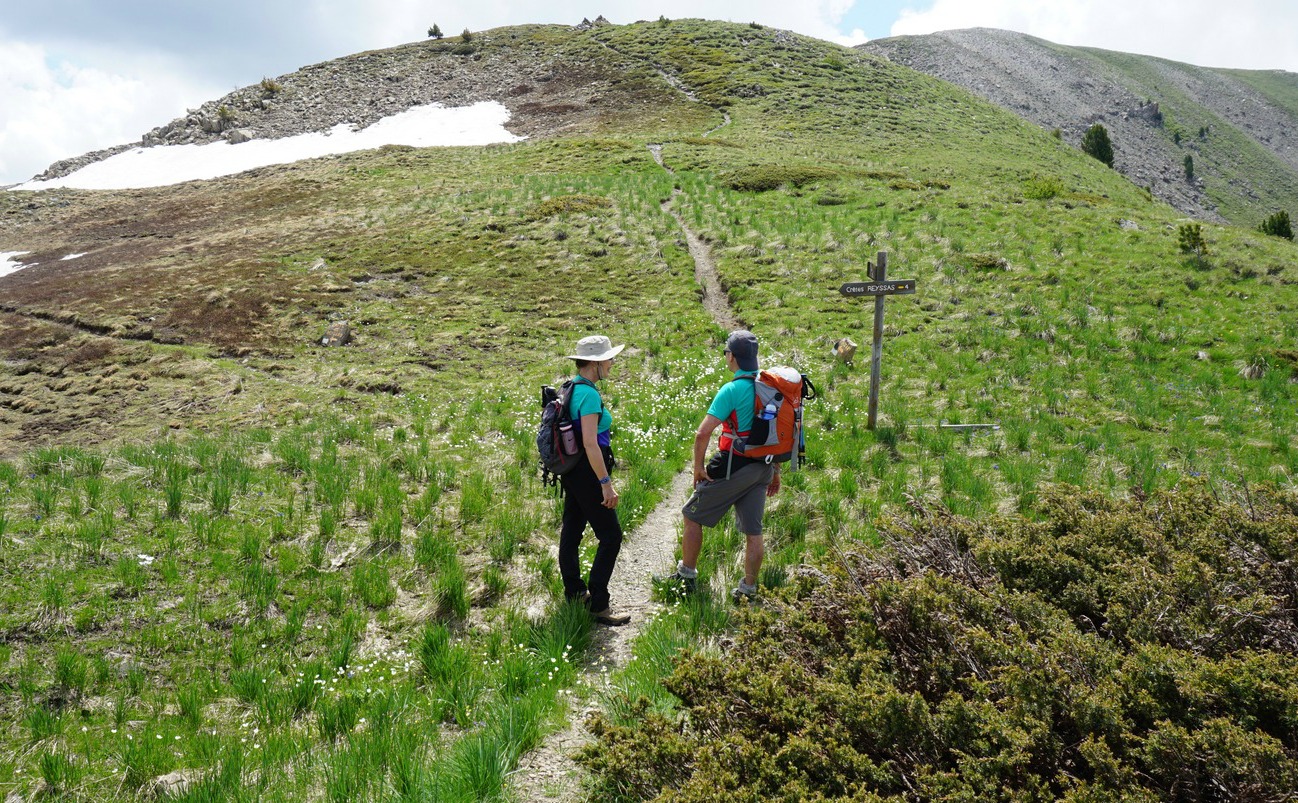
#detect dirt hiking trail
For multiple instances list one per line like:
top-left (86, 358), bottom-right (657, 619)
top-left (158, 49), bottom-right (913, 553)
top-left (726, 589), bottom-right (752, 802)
top-left (507, 141), bottom-right (740, 802)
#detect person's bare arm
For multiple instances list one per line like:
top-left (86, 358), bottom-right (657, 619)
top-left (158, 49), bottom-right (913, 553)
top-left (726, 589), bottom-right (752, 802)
top-left (693, 414), bottom-right (723, 484)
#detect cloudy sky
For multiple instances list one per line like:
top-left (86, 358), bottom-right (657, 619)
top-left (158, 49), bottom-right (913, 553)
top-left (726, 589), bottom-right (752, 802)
top-left (3, 0), bottom-right (1296, 186)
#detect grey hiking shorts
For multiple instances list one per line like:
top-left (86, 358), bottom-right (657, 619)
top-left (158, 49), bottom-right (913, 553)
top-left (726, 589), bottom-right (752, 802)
top-left (682, 459), bottom-right (776, 535)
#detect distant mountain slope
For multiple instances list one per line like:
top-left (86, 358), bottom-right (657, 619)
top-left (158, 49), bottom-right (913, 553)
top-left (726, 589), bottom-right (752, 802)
top-left (861, 28), bottom-right (1298, 226)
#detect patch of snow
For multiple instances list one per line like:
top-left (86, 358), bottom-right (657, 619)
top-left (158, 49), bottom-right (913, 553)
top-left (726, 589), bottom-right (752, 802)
top-left (13, 101), bottom-right (525, 192)
top-left (1, 252), bottom-right (31, 278)
top-left (62, 253), bottom-right (87, 260)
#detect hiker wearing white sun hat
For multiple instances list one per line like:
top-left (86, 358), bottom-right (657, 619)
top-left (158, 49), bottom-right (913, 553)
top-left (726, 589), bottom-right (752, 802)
top-left (564, 334), bottom-right (626, 362)
top-left (558, 334), bottom-right (631, 626)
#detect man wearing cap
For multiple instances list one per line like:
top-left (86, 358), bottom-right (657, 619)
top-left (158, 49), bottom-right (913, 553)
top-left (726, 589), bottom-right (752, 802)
top-left (661, 330), bottom-right (779, 601)
top-left (559, 334), bottom-right (631, 626)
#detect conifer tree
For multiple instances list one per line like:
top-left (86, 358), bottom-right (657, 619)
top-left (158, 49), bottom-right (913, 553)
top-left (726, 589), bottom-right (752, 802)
top-left (1081, 123), bottom-right (1114, 168)
top-left (1259, 211), bottom-right (1294, 241)
top-left (428, 24), bottom-right (443, 39)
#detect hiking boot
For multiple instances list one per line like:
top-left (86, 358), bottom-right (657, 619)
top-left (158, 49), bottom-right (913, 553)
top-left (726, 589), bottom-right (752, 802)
top-left (732, 582), bottom-right (758, 603)
top-left (652, 570), bottom-right (697, 595)
top-left (591, 608), bottom-right (631, 626)
top-left (565, 590), bottom-right (592, 608)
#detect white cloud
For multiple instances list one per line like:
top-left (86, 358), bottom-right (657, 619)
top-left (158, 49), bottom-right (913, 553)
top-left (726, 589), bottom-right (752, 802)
top-left (0, 41), bottom-right (222, 185)
top-left (891, 0), bottom-right (1298, 72)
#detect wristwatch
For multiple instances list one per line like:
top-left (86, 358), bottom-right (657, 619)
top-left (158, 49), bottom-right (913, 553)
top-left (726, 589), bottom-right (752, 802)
top-left (599, 476), bottom-right (612, 485)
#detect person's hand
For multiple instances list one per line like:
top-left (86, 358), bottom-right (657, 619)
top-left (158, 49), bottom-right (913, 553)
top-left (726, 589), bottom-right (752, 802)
top-left (766, 471), bottom-right (781, 497)
top-left (601, 482), bottom-right (619, 509)
top-left (693, 466), bottom-right (712, 486)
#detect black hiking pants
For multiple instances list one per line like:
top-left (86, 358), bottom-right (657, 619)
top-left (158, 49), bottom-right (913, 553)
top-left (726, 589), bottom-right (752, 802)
top-left (558, 447), bottom-right (622, 612)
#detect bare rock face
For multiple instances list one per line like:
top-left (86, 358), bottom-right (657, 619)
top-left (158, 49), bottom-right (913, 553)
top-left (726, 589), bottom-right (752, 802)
top-left (322, 321), bottom-right (351, 347)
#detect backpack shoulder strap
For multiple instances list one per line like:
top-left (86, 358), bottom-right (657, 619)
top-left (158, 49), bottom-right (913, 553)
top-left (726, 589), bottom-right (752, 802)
top-left (801, 375), bottom-right (817, 401)
top-left (721, 375), bottom-right (757, 434)
top-left (567, 377), bottom-right (606, 416)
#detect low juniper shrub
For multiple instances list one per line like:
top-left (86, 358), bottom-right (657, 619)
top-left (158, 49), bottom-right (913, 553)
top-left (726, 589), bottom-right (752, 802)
top-left (580, 481), bottom-right (1298, 801)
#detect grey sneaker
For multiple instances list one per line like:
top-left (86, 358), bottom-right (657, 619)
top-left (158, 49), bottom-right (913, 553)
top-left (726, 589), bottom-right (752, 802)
top-left (653, 570), bottom-right (697, 595)
top-left (732, 582), bottom-right (758, 602)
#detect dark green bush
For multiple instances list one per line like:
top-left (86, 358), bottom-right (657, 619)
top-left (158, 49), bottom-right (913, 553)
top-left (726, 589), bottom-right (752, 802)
top-left (528, 194), bottom-right (614, 218)
top-left (1259, 210), bottom-right (1294, 240)
top-left (582, 482), bottom-right (1298, 801)
top-left (1024, 174), bottom-right (1066, 199)
top-left (1081, 123), bottom-right (1114, 168)
top-left (721, 165), bottom-right (838, 192)
top-left (1178, 222), bottom-right (1208, 259)
top-left (966, 252), bottom-right (1008, 270)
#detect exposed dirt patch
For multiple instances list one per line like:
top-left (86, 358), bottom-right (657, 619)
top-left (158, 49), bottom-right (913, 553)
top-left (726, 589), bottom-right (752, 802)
top-left (648, 144), bottom-right (742, 332)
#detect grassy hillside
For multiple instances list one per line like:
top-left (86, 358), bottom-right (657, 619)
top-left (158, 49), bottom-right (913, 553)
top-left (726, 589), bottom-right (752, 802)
top-left (1, 18), bottom-right (1296, 801)
top-left (1221, 67), bottom-right (1298, 123)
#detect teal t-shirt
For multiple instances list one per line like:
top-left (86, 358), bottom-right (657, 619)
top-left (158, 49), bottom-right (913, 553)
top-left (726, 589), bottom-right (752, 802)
top-left (568, 378), bottom-right (611, 442)
top-left (708, 370), bottom-right (758, 432)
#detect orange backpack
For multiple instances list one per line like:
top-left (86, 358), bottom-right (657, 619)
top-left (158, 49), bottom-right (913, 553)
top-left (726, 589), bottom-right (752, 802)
top-left (720, 367), bottom-right (816, 470)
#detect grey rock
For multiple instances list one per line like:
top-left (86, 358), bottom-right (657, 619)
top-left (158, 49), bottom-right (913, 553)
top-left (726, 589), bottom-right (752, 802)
top-left (226, 129), bottom-right (256, 144)
top-left (322, 321), bottom-right (351, 347)
top-left (149, 770), bottom-right (202, 799)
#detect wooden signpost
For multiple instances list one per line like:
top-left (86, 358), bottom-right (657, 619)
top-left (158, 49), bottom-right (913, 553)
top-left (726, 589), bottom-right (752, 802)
top-left (838, 252), bottom-right (917, 430)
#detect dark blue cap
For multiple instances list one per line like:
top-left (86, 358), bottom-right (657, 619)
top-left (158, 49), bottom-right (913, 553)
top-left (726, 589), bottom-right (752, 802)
top-left (725, 330), bottom-right (759, 371)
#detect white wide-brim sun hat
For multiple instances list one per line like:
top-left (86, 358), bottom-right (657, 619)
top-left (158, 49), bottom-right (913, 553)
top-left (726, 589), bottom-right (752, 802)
top-left (565, 335), bottom-right (625, 362)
